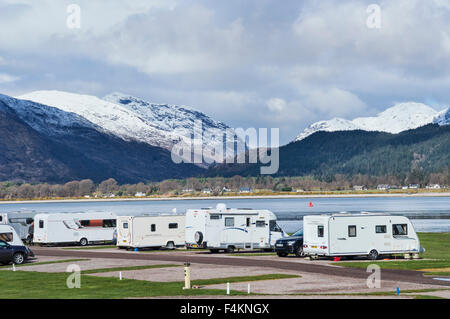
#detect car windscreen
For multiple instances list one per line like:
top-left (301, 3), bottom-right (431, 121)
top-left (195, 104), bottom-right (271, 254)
top-left (292, 228), bottom-right (303, 237)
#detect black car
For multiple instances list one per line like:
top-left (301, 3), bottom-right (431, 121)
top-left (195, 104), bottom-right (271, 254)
top-left (0, 240), bottom-right (34, 265)
top-left (274, 229), bottom-right (303, 257)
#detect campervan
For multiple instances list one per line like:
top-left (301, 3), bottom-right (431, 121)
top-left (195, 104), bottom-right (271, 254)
top-left (1, 212), bottom-right (35, 241)
top-left (303, 212), bottom-right (424, 260)
top-left (185, 203), bottom-right (286, 253)
top-left (0, 224), bottom-right (25, 246)
top-left (33, 212), bottom-right (117, 246)
top-left (116, 215), bottom-right (185, 249)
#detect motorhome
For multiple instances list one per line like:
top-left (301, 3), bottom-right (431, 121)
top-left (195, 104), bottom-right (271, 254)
top-left (0, 212), bottom-right (36, 241)
top-left (185, 203), bottom-right (286, 253)
top-left (303, 212), bottom-right (424, 260)
top-left (0, 224), bottom-right (25, 246)
top-left (33, 212), bottom-right (117, 246)
top-left (116, 215), bottom-right (185, 249)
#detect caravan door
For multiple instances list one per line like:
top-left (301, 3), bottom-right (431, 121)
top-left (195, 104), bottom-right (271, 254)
top-left (118, 217), bottom-right (132, 246)
top-left (253, 217), bottom-right (269, 248)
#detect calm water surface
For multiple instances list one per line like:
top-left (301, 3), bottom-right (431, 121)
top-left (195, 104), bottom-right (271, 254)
top-left (1, 197), bottom-right (449, 233)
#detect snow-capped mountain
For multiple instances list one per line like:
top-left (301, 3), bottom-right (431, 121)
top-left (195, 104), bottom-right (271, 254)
top-left (0, 93), bottom-right (202, 183)
top-left (294, 102), bottom-right (444, 142)
top-left (433, 107), bottom-right (450, 126)
top-left (0, 93), bottom-right (99, 137)
top-left (18, 90), bottom-right (241, 164)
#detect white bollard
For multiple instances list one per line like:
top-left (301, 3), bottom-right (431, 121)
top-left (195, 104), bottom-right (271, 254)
top-left (183, 262), bottom-right (191, 290)
top-left (226, 282), bottom-right (230, 295)
top-left (248, 283), bottom-right (251, 294)
top-left (12, 264), bottom-right (16, 272)
top-left (119, 271), bottom-right (122, 280)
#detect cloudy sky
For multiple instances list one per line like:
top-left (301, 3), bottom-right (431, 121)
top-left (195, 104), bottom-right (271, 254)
top-left (1, 0), bottom-right (450, 144)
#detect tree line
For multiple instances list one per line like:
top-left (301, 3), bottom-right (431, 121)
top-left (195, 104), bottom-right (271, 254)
top-left (0, 173), bottom-right (448, 200)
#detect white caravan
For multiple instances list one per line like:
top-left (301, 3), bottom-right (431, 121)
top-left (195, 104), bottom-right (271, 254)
top-left (0, 225), bottom-right (25, 246)
top-left (303, 212), bottom-right (424, 260)
top-left (185, 203), bottom-right (286, 253)
top-left (33, 212), bottom-right (117, 246)
top-left (117, 215), bottom-right (185, 249)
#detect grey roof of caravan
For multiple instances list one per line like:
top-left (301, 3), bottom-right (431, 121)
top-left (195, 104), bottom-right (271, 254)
top-left (311, 212), bottom-right (392, 217)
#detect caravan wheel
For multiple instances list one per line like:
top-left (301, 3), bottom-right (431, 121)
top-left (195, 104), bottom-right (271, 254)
top-left (166, 241), bottom-right (175, 250)
top-left (226, 246), bottom-right (235, 253)
top-left (79, 238), bottom-right (88, 246)
top-left (368, 249), bottom-right (379, 260)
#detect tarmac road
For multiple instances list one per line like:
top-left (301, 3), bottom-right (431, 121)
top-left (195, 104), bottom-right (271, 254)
top-left (32, 246), bottom-right (450, 287)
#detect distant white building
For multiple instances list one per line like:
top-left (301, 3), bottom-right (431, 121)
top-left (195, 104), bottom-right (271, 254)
top-left (239, 187), bottom-right (252, 193)
top-left (426, 184), bottom-right (441, 189)
top-left (353, 185), bottom-right (367, 191)
top-left (135, 192), bottom-right (146, 197)
top-left (202, 188), bottom-right (212, 194)
top-left (377, 184), bottom-right (389, 191)
top-left (409, 184), bottom-right (420, 189)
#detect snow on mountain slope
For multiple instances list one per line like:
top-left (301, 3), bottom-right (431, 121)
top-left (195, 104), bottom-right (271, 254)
top-left (295, 102), bottom-right (440, 142)
top-left (18, 90), bottom-right (240, 164)
top-left (0, 93), bottom-right (99, 136)
top-left (294, 118), bottom-right (360, 141)
top-left (433, 107), bottom-right (450, 126)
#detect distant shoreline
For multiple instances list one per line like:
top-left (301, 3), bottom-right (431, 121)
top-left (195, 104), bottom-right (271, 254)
top-left (0, 192), bottom-right (449, 204)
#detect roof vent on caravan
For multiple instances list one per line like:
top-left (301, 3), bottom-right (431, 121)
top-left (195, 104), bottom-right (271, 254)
top-left (216, 203), bottom-right (227, 213)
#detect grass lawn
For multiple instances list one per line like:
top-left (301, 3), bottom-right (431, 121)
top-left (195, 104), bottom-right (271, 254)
top-left (0, 271), bottom-right (296, 298)
top-left (81, 264), bottom-right (181, 274)
top-left (191, 273), bottom-right (299, 286)
top-left (335, 233), bottom-right (450, 272)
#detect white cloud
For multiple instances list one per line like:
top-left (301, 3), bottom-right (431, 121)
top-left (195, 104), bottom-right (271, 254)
top-left (0, 73), bottom-right (19, 84)
top-left (267, 98), bottom-right (287, 112)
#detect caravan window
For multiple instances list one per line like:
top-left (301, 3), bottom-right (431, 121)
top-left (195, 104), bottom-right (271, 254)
top-left (151, 224), bottom-right (156, 232)
top-left (376, 225), bottom-right (387, 233)
top-left (39, 220), bottom-right (44, 228)
top-left (0, 216), bottom-right (2, 222)
top-left (0, 232), bottom-right (13, 242)
top-left (348, 225), bottom-right (357, 237)
top-left (168, 223), bottom-right (178, 229)
top-left (246, 218), bottom-right (251, 227)
top-left (123, 222), bottom-right (128, 229)
top-left (393, 224), bottom-right (408, 236)
top-left (225, 217), bottom-right (234, 227)
top-left (210, 214), bottom-right (220, 220)
top-left (102, 219), bottom-right (116, 228)
top-left (317, 225), bottom-right (324, 237)
top-left (256, 220), bottom-right (266, 228)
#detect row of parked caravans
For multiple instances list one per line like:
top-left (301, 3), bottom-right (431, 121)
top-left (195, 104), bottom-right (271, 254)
top-left (1, 204), bottom-right (424, 259)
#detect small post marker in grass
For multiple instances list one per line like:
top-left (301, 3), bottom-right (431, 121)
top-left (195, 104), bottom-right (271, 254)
top-left (226, 282), bottom-right (230, 295)
top-left (119, 272), bottom-right (122, 280)
top-left (396, 287), bottom-right (400, 296)
top-left (12, 264), bottom-right (16, 272)
top-left (248, 283), bottom-right (251, 294)
top-left (183, 262), bottom-right (191, 290)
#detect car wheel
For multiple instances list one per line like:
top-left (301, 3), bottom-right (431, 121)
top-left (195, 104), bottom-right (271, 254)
top-left (295, 245), bottom-right (304, 257)
top-left (209, 249), bottom-right (219, 253)
top-left (226, 246), bottom-right (235, 254)
top-left (368, 249), bottom-right (379, 260)
top-left (79, 238), bottom-right (88, 246)
top-left (277, 252), bottom-right (288, 257)
top-left (13, 253), bottom-right (25, 265)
